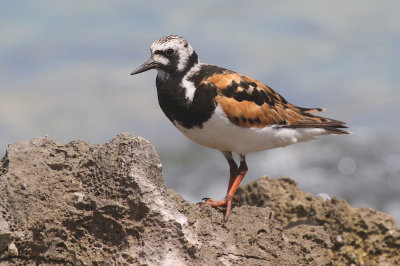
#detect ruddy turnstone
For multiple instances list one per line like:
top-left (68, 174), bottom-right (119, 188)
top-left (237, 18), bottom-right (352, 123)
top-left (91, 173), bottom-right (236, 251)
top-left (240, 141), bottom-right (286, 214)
top-left (131, 35), bottom-right (349, 222)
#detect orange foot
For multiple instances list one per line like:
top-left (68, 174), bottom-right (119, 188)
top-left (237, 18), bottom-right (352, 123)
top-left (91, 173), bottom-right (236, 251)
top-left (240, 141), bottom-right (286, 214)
top-left (202, 196), bottom-right (239, 222)
top-left (201, 156), bottom-right (248, 222)
top-left (201, 197), bottom-right (240, 206)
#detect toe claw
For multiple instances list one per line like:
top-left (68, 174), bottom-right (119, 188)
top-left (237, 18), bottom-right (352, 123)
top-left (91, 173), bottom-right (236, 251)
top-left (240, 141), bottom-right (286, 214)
top-left (201, 197), bottom-right (210, 201)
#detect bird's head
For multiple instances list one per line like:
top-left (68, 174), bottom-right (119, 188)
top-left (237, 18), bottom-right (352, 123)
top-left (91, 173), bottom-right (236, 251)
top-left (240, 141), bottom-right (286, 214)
top-left (131, 35), bottom-right (198, 78)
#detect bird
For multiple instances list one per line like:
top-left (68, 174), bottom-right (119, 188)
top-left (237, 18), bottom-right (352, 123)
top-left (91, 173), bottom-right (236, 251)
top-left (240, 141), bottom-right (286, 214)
top-left (130, 35), bottom-right (349, 222)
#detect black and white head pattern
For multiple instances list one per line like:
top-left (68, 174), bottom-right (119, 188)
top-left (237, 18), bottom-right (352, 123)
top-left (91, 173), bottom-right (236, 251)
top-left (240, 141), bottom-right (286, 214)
top-left (150, 35), bottom-right (198, 76)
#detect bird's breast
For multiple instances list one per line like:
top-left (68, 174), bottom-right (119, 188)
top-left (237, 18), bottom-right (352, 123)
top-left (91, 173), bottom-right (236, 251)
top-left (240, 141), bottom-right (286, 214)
top-left (156, 77), bottom-right (217, 129)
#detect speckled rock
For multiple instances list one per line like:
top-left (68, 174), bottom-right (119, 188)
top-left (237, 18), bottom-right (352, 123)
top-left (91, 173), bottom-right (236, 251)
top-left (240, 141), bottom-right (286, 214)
top-left (236, 176), bottom-right (400, 265)
top-left (0, 134), bottom-right (397, 265)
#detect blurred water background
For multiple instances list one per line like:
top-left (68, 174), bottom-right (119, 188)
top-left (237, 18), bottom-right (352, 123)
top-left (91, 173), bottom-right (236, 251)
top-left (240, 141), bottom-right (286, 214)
top-left (1, 1), bottom-right (399, 222)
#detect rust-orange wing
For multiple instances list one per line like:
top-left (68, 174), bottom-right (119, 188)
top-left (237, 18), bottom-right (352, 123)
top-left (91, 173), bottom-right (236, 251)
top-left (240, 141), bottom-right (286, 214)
top-left (201, 71), bottom-right (348, 133)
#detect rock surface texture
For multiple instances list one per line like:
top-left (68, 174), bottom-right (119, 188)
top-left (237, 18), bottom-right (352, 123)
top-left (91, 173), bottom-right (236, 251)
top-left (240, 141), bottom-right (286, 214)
top-left (0, 134), bottom-right (399, 265)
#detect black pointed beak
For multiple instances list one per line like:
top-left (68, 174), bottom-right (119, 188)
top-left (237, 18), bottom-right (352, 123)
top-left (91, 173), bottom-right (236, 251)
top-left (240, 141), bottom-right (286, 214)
top-left (130, 57), bottom-right (158, 75)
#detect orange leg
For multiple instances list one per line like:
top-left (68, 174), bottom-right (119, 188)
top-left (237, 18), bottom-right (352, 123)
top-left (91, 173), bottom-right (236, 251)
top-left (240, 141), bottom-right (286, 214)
top-left (204, 154), bottom-right (248, 222)
top-left (227, 155), bottom-right (238, 193)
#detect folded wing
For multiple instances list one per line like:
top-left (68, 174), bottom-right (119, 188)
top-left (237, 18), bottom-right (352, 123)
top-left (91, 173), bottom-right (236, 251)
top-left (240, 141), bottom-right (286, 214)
top-left (201, 71), bottom-right (349, 134)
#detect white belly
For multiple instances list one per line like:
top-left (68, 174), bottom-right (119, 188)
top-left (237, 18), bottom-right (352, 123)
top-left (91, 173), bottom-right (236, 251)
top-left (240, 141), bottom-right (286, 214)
top-left (174, 105), bottom-right (328, 155)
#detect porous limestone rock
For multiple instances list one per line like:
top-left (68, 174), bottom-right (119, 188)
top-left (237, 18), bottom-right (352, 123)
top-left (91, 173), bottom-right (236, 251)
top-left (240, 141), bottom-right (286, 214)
top-left (0, 134), bottom-right (398, 265)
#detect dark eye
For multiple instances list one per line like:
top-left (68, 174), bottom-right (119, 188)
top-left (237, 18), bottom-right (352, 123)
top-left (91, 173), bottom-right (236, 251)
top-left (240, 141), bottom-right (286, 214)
top-left (165, 49), bottom-right (174, 56)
